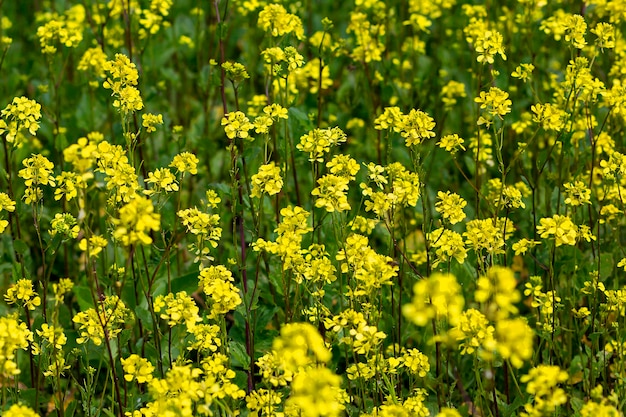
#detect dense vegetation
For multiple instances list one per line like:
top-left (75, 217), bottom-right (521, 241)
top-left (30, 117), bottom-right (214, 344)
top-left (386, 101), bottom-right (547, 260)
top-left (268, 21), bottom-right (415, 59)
top-left (0, 1), bottom-right (625, 416)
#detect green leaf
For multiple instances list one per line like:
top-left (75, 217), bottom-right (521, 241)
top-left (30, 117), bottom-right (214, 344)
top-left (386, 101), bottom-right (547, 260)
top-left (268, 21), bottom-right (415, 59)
top-left (229, 340), bottom-right (250, 370)
top-left (135, 305), bottom-right (153, 327)
top-left (599, 252), bottom-right (614, 280)
top-left (171, 271), bottom-right (200, 294)
top-left (74, 285), bottom-right (95, 312)
top-left (12, 239), bottom-right (29, 256)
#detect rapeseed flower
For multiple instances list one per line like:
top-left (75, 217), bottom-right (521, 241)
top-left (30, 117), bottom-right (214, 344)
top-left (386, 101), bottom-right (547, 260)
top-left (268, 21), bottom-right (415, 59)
top-left (273, 322), bottom-right (331, 371)
top-left (19, 154), bottom-right (55, 193)
top-left (475, 87), bottom-right (512, 126)
top-left (485, 318), bottom-right (533, 368)
top-left (297, 127), bottom-right (347, 162)
top-left (398, 109), bottom-right (436, 147)
top-left (435, 191), bottom-right (467, 224)
top-left (437, 133), bottom-right (465, 154)
top-left (144, 168), bottom-right (179, 195)
top-left (0, 97), bottom-right (42, 145)
top-left (427, 227), bottom-right (467, 266)
top-left (536, 214), bottom-right (577, 246)
top-left (5, 404), bottom-right (40, 417)
top-left (521, 365), bottom-right (568, 415)
top-left (153, 291), bottom-right (202, 330)
top-left (199, 265), bottom-right (242, 318)
top-left (170, 151), bottom-right (199, 175)
top-left (403, 272), bottom-right (464, 326)
top-left (37, 323), bottom-right (67, 351)
top-left (0, 316), bottom-right (32, 378)
top-left (0, 193), bottom-right (15, 233)
top-left (258, 4), bottom-right (304, 39)
top-left (474, 29), bottom-right (506, 64)
top-left (451, 309), bottom-right (494, 355)
top-left (312, 174), bottom-right (351, 212)
top-left (77, 46), bottom-right (107, 79)
top-left (475, 266), bottom-right (521, 320)
top-left (111, 196), bottom-right (161, 246)
top-left (141, 113), bottom-right (164, 133)
top-left (222, 111), bottom-right (254, 140)
top-left (246, 389), bottom-right (283, 417)
top-left (36, 5), bottom-right (85, 54)
top-left (72, 295), bottom-right (133, 345)
top-left (4, 279), bottom-right (41, 311)
top-left (251, 162), bottom-right (283, 198)
top-left (285, 367), bottom-right (348, 417)
top-left (187, 323), bottom-right (221, 353)
top-left (103, 53), bottom-right (143, 114)
top-left (178, 207), bottom-right (222, 264)
top-left (121, 354), bottom-right (155, 383)
top-left (403, 348), bottom-right (430, 376)
top-left (78, 235), bottom-right (108, 258)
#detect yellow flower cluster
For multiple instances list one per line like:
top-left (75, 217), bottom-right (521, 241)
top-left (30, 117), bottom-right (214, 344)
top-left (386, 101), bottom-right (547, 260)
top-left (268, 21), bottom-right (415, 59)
top-left (297, 127), bottom-right (347, 162)
top-left (0, 316), bottom-right (32, 378)
top-left (198, 265), bottom-right (242, 319)
top-left (72, 295), bottom-right (133, 345)
top-left (520, 365), bottom-right (569, 416)
top-left (257, 4), bottom-right (304, 39)
top-left (4, 279), bottom-right (41, 311)
top-left (336, 233), bottom-right (398, 296)
top-left (361, 162), bottom-right (420, 218)
top-left (154, 291), bottom-right (201, 330)
top-left (178, 206), bottom-right (222, 265)
top-left (251, 162), bottom-right (283, 198)
top-left (0, 192), bottom-right (15, 234)
top-left (102, 53), bottom-right (144, 114)
top-left (222, 111), bottom-right (254, 140)
top-left (0, 96), bottom-right (42, 145)
top-left (36, 4), bottom-right (85, 54)
top-left (111, 196), bottom-right (161, 246)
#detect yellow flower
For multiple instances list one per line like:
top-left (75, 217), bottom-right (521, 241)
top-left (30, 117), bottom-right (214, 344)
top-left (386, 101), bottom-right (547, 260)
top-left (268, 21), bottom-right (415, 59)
top-left (297, 127), bottom-right (347, 162)
top-left (221, 111), bottom-right (254, 140)
top-left (435, 191), bottom-right (467, 224)
top-left (474, 29), bottom-right (506, 64)
top-left (72, 295), bottom-right (133, 345)
top-left (536, 214), bottom-right (577, 246)
top-left (112, 196), bottom-right (161, 246)
top-left (403, 272), bottom-right (465, 326)
top-left (272, 322), bottom-right (331, 371)
top-left (153, 291), bottom-right (202, 330)
top-left (5, 404), bottom-right (40, 417)
top-left (485, 318), bottom-right (533, 368)
top-left (437, 133), bottom-right (466, 154)
top-left (251, 162), bottom-right (283, 198)
top-left (285, 367), bottom-right (348, 417)
top-left (511, 63), bottom-right (535, 82)
top-left (258, 4), bottom-right (304, 39)
top-left (141, 113), bottom-right (163, 133)
top-left (475, 87), bottom-right (511, 125)
top-left (19, 154), bottom-right (55, 188)
top-left (199, 265), bottom-right (242, 319)
top-left (0, 97), bottom-right (42, 145)
top-left (37, 324), bottom-right (67, 350)
top-left (427, 228), bottom-right (467, 266)
top-left (145, 168), bottom-right (179, 194)
top-left (312, 174), bottom-right (351, 212)
top-left (78, 235), bottom-right (108, 258)
top-left (102, 53), bottom-right (143, 113)
top-left (121, 354), bottom-right (155, 384)
top-left (4, 279), bottom-right (41, 311)
top-left (398, 109), bottom-right (436, 147)
top-left (170, 151), bottom-right (199, 175)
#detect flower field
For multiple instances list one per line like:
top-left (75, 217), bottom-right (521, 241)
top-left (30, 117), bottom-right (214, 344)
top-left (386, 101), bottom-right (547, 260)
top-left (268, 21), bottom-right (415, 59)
top-left (1, 0), bottom-right (625, 416)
